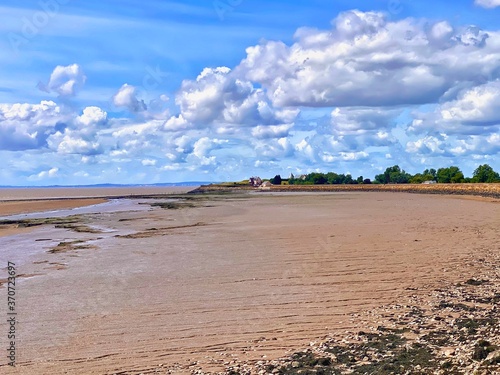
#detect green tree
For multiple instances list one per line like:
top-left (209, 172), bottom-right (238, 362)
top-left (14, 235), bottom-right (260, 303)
top-left (325, 172), bottom-right (339, 184)
top-left (305, 172), bottom-right (327, 185)
top-left (336, 173), bottom-right (347, 184)
top-left (390, 170), bottom-right (411, 183)
top-left (344, 174), bottom-right (354, 184)
top-left (409, 173), bottom-right (425, 184)
top-left (436, 166), bottom-right (464, 183)
top-left (422, 173), bottom-right (436, 182)
top-left (376, 165), bottom-right (411, 184)
top-left (410, 170), bottom-right (436, 184)
top-left (385, 165), bottom-right (401, 183)
top-left (472, 164), bottom-right (500, 183)
top-left (423, 168), bottom-right (437, 178)
top-left (270, 175), bottom-right (282, 185)
top-left (374, 173), bottom-right (386, 184)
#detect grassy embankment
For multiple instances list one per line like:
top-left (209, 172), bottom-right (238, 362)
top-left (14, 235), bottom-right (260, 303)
top-left (192, 183), bottom-right (500, 199)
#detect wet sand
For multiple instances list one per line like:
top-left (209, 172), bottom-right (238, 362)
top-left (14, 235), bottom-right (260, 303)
top-left (0, 199), bottom-right (108, 217)
top-left (0, 192), bottom-right (498, 374)
top-left (0, 199), bottom-right (108, 238)
top-left (0, 187), bottom-right (193, 237)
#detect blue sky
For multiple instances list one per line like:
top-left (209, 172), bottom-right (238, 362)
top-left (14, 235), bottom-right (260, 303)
top-left (1, 0), bottom-right (499, 185)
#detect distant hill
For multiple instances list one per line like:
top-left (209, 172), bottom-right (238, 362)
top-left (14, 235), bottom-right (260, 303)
top-left (0, 182), bottom-right (213, 188)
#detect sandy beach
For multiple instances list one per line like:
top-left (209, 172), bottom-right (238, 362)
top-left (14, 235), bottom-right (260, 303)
top-left (0, 190), bottom-right (499, 374)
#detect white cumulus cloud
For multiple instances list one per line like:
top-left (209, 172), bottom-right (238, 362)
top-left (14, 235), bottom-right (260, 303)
top-left (237, 10), bottom-right (499, 108)
top-left (172, 66), bottom-right (298, 129)
top-left (475, 0), bottom-right (500, 8)
top-left (113, 84), bottom-right (147, 112)
top-left (406, 136), bottom-right (446, 155)
top-left (0, 101), bottom-right (68, 151)
top-left (251, 124), bottom-right (293, 139)
top-left (48, 132), bottom-right (102, 155)
top-left (77, 106), bottom-right (108, 127)
top-left (410, 81), bottom-right (500, 135)
top-left (30, 167), bottom-right (59, 180)
top-left (142, 159), bottom-right (157, 166)
top-left (39, 64), bottom-right (86, 97)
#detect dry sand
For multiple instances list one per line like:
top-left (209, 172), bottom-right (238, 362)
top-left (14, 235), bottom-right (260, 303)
top-left (0, 191), bottom-right (498, 374)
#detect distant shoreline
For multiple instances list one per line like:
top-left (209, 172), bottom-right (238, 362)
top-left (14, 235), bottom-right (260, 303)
top-left (0, 186), bottom-right (196, 202)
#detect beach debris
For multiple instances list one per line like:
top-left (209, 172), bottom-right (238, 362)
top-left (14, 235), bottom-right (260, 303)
top-left (48, 240), bottom-right (97, 254)
top-left (115, 222), bottom-right (207, 239)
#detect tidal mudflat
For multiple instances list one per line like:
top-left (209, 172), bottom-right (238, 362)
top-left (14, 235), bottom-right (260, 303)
top-left (0, 191), bottom-right (498, 374)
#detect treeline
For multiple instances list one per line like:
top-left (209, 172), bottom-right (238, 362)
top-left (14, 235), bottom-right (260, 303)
top-left (269, 164), bottom-right (500, 185)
